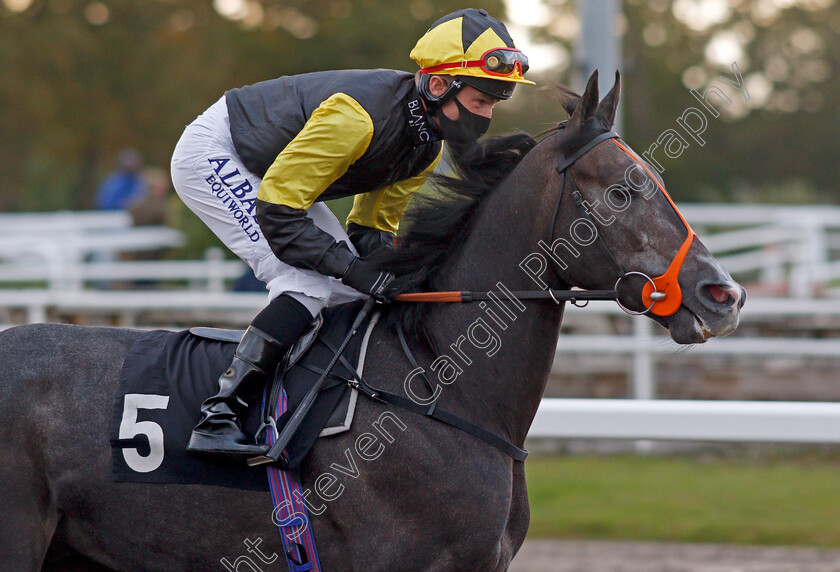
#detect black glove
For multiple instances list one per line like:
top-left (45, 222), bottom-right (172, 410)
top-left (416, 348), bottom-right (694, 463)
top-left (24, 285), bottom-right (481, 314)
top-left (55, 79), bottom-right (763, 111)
top-left (341, 257), bottom-right (394, 301)
top-left (346, 223), bottom-right (395, 259)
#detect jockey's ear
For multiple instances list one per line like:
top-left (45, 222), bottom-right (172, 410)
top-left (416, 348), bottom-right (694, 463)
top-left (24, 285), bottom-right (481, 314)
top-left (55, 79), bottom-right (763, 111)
top-left (596, 70), bottom-right (621, 129)
top-left (427, 75), bottom-right (451, 98)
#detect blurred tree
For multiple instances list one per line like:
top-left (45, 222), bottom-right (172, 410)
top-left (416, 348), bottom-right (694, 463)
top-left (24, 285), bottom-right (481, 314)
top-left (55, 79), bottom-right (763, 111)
top-left (0, 0), bottom-right (506, 255)
top-left (517, 0), bottom-right (840, 202)
top-left (0, 0), bottom-right (506, 203)
top-left (5, 0), bottom-right (835, 227)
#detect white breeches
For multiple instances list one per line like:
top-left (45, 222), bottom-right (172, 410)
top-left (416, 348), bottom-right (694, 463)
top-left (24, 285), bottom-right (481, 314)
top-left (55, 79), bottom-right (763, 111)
top-left (170, 96), bottom-right (365, 317)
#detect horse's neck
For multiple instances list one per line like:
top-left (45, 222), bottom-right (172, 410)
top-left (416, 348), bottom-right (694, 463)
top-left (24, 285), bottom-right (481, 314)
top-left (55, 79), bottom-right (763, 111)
top-left (422, 172), bottom-right (565, 445)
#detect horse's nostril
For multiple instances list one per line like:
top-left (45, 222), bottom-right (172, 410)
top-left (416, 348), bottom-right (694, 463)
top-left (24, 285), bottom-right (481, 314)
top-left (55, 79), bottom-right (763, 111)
top-left (706, 284), bottom-right (731, 304)
top-left (699, 282), bottom-right (742, 310)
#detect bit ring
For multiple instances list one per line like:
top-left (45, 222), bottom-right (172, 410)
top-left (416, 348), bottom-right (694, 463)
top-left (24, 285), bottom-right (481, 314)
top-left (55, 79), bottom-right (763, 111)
top-left (614, 271), bottom-right (662, 316)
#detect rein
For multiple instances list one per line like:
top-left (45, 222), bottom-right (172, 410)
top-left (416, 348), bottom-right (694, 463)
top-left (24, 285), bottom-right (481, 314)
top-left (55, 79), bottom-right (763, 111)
top-left (393, 125), bottom-right (697, 317)
top-left (393, 288), bottom-right (617, 307)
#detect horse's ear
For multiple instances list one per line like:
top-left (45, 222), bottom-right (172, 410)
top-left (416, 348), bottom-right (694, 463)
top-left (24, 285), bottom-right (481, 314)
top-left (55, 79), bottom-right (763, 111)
top-left (570, 70), bottom-right (600, 123)
top-left (597, 70), bottom-right (621, 128)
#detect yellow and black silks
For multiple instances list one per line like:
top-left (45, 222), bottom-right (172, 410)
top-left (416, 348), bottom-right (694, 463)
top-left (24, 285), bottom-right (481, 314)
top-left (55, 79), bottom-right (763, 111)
top-left (225, 69), bottom-right (442, 278)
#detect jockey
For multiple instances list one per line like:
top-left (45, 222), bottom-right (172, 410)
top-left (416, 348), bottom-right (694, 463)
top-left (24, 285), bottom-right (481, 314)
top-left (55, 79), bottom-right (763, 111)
top-left (172, 8), bottom-right (533, 459)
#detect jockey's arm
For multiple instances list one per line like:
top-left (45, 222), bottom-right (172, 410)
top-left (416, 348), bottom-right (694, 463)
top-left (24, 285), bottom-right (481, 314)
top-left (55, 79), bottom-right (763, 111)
top-left (345, 146), bottom-right (443, 258)
top-left (255, 93), bottom-right (374, 278)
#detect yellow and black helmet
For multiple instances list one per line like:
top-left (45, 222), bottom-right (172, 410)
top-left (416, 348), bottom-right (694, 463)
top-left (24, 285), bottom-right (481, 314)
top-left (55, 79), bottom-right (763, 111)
top-left (411, 8), bottom-right (534, 101)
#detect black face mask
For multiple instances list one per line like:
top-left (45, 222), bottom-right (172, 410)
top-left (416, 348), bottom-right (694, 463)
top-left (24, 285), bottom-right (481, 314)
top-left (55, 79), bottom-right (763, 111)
top-left (435, 97), bottom-right (491, 144)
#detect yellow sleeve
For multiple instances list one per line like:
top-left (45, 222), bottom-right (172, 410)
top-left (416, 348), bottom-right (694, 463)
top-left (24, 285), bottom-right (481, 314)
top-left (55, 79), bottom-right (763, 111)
top-left (346, 145), bottom-right (443, 234)
top-left (257, 93), bottom-right (374, 209)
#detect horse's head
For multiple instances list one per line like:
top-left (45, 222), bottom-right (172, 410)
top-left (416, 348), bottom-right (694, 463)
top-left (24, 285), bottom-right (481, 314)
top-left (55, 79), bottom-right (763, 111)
top-left (535, 70), bottom-right (744, 344)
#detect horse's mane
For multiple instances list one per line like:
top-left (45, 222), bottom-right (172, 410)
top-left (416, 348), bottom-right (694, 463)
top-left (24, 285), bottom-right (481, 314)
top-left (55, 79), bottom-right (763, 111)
top-left (375, 132), bottom-right (536, 339)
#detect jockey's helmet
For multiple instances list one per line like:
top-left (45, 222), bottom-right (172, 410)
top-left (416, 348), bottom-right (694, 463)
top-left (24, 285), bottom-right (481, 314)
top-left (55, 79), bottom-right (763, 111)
top-left (411, 8), bottom-right (534, 103)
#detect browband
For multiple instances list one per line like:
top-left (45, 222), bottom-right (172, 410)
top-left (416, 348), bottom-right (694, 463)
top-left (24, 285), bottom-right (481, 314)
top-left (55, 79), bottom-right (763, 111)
top-left (555, 130), bottom-right (620, 174)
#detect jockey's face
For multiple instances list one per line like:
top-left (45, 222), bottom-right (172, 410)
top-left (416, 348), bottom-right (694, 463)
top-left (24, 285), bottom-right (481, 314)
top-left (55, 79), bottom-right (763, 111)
top-left (427, 75), bottom-right (501, 121)
top-left (443, 85), bottom-right (500, 120)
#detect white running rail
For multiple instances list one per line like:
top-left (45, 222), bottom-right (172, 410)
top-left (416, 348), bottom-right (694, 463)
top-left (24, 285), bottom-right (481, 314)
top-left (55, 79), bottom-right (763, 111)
top-left (529, 398), bottom-right (840, 443)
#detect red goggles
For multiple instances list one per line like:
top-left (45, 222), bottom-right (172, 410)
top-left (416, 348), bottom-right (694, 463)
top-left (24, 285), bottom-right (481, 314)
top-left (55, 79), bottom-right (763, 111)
top-left (421, 48), bottom-right (529, 78)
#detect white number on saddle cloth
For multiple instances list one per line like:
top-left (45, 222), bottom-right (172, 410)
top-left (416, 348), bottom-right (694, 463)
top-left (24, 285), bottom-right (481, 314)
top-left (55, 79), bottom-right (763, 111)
top-left (119, 393), bottom-right (170, 473)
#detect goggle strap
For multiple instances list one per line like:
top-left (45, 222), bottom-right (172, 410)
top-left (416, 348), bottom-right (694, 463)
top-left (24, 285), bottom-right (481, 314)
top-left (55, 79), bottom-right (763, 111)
top-left (422, 60), bottom-right (487, 74)
top-left (421, 48), bottom-right (527, 75)
top-left (433, 78), bottom-right (463, 108)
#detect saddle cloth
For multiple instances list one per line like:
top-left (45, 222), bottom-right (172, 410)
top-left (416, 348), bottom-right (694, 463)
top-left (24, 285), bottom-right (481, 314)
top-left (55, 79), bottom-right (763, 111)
top-left (110, 300), bottom-right (371, 490)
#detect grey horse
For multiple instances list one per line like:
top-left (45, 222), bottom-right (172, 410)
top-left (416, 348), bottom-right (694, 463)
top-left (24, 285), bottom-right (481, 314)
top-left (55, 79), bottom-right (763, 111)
top-left (1, 72), bottom-right (744, 571)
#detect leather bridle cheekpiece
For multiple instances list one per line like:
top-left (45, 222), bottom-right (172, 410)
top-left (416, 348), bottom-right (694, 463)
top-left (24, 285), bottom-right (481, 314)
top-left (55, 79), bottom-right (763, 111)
top-left (393, 126), bottom-right (697, 316)
top-left (551, 124), bottom-right (697, 316)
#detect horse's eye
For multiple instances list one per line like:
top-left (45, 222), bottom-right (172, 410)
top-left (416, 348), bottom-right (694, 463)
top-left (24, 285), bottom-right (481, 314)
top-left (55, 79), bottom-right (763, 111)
top-left (609, 185), bottom-right (635, 196)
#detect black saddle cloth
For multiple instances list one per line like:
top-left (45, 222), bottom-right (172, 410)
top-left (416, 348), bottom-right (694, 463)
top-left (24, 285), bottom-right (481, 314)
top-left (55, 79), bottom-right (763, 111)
top-left (110, 300), bottom-right (369, 490)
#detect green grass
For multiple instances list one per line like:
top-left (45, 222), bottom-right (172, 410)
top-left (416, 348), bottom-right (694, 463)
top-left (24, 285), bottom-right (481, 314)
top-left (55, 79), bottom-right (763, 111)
top-left (525, 454), bottom-right (840, 547)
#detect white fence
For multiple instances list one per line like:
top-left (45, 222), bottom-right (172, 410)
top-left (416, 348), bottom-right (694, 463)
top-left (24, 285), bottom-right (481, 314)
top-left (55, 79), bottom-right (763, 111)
top-left (0, 249), bottom-right (247, 292)
top-left (3, 206), bottom-right (840, 444)
top-left (0, 290), bottom-right (838, 443)
top-left (0, 289), bottom-right (266, 325)
top-left (557, 297), bottom-right (840, 401)
top-left (529, 399), bottom-right (840, 443)
top-left (4, 204), bottom-right (840, 294)
top-left (682, 204), bottom-right (840, 298)
top-left (0, 210), bottom-right (132, 233)
top-left (0, 210), bottom-right (247, 291)
top-left (3, 204), bottom-right (840, 295)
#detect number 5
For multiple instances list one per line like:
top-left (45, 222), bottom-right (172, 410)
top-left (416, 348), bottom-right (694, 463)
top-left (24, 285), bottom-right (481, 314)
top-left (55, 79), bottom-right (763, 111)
top-left (119, 393), bottom-right (170, 473)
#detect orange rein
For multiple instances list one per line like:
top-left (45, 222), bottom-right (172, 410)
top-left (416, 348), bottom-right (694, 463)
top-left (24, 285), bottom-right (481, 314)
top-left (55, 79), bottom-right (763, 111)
top-left (392, 291), bottom-right (466, 303)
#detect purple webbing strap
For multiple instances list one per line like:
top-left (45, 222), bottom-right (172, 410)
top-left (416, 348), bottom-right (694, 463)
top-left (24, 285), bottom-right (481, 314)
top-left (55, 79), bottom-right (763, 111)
top-left (263, 387), bottom-right (322, 572)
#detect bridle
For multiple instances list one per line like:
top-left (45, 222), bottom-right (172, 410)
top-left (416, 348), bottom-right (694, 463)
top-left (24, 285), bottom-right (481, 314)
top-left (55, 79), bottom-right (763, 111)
top-left (377, 127), bottom-right (700, 462)
top-left (393, 125), bottom-right (698, 317)
top-left (550, 124), bottom-right (696, 316)
top-left (549, 128), bottom-right (652, 315)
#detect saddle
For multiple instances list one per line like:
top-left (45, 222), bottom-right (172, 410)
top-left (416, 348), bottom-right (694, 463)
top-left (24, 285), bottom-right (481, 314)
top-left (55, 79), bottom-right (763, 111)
top-left (110, 300), bottom-right (374, 490)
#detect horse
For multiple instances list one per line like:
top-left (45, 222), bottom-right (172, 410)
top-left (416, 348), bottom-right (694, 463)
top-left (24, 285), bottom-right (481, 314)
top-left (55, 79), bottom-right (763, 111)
top-left (1, 71), bottom-right (744, 571)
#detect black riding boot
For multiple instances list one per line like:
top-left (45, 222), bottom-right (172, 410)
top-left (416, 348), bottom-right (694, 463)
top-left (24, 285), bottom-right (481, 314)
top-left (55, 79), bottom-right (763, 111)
top-left (186, 326), bottom-right (286, 458)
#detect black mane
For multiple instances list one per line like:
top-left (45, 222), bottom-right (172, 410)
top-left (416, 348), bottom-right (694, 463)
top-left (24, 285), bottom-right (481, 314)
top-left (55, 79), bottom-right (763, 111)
top-left (375, 133), bottom-right (536, 336)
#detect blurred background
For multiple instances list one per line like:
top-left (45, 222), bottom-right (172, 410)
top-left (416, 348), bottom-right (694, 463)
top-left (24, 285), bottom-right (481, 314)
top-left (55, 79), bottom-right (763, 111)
top-left (2, 0), bottom-right (840, 569)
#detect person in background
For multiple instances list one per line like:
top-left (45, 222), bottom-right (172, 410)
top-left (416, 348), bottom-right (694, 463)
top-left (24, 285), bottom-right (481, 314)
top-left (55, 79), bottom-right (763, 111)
top-left (126, 167), bottom-right (177, 288)
top-left (95, 148), bottom-right (147, 210)
top-left (129, 166), bottom-right (173, 227)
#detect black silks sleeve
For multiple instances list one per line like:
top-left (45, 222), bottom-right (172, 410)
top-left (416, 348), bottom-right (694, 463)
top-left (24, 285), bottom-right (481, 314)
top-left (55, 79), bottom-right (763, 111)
top-left (256, 199), bottom-right (356, 278)
top-left (346, 222), bottom-right (395, 259)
